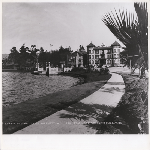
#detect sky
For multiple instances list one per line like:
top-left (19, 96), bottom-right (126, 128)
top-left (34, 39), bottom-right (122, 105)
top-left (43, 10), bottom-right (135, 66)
top-left (2, 2), bottom-right (136, 54)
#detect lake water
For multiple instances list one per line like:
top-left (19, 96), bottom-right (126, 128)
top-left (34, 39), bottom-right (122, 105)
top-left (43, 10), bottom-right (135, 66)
top-left (2, 72), bottom-right (79, 107)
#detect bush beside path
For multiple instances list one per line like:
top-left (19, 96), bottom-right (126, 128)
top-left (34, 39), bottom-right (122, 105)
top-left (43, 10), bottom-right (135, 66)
top-left (97, 73), bottom-right (148, 134)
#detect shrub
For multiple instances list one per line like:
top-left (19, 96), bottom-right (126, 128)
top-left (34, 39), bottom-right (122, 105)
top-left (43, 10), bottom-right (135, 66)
top-left (71, 67), bottom-right (86, 73)
top-left (99, 67), bottom-right (110, 75)
top-left (103, 75), bottom-right (148, 134)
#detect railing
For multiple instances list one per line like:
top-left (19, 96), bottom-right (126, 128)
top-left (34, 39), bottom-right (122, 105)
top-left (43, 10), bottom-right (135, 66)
top-left (64, 67), bottom-right (72, 72)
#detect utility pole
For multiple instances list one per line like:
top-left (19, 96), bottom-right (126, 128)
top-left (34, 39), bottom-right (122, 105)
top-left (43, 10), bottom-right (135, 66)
top-left (130, 59), bottom-right (132, 72)
top-left (128, 56), bottom-right (132, 74)
top-left (111, 48), bottom-right (114, 67)
top-left (66, 54), bottom-right (68, 67)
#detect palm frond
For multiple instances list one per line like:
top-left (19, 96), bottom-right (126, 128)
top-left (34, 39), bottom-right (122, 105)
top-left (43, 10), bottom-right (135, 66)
top-left (102, 2), bottom-right (148, 68)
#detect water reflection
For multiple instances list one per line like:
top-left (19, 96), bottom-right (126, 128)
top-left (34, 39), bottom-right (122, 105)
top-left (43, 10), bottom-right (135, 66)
top-left (2, 72), bottom-right (79, 106)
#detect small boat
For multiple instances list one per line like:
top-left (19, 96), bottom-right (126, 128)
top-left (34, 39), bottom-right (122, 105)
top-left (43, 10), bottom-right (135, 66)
top-left (31, 70), bottom-right (47, 75)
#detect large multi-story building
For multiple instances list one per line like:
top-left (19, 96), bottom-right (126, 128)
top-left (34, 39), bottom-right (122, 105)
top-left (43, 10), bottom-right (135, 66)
top-left (87, 41), bottom-right (122, 67)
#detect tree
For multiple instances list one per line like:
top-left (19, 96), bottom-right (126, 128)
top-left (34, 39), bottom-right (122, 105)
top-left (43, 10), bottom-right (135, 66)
top-left (49, 50), bottom-right (60, 67)
top-left (38, 47), bottom-right (47, 68)
top-left (2, 58), bottom-right (8, 68)
top-left (120, 49), bottom-right (128, 66)
top-left (100, 50), bottom-right (106, 67)
top-left (27, 45), bottom-right (40, 68)
top-left (102, 2), bottom-right (148, 70)
top-left (18, 44), bottom-right (30, 67)
top-left (8, 47), bottom-right (19, 64)
top-left (78, 45), bottom-right (87, 67)
top-left (58, 46), bottom-right (72, 67)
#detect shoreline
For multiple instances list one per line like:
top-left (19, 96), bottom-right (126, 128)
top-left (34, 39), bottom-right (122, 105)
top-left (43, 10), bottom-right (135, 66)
top-left (58, 72), bottom-right (87, 85)
top-left (2, 69), bottom-right (33, 72)
top-left (2, 69), bottom-right (18, 72)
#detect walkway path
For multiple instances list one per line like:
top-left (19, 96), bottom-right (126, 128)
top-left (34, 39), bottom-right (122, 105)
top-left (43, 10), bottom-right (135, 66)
top-left (14, 72), bottom-right (125, 134)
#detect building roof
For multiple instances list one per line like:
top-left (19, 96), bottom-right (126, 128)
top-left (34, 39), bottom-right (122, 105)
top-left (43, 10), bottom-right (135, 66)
top-left (79, 51), bottom-right (87, 55)
top-left (111, 41), bottom-right (120, 46)
top-left (71, 51), bottom-right (78, 56)
top-left (87, 42), bottom-right (95, 47)
top-left (79, 45), bottom-right (85, 50)
top-left (93, 46), bottom-right (112, 50)
top-left (79, 49), bottom-right (87, 54)
top-left (71, 51), bottom-right (83, 56)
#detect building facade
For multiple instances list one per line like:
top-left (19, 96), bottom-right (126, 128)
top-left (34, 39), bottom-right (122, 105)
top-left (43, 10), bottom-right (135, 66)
top-left (68, 45), bottom-right (87, 67)
top-left (87, 41), bottom-right (122, 67)
top-left (68, 51), bottom-right (84, 67)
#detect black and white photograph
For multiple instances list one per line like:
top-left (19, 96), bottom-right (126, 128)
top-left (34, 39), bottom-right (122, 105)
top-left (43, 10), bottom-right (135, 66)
top-left (1, 0), bottom-right (149, 149)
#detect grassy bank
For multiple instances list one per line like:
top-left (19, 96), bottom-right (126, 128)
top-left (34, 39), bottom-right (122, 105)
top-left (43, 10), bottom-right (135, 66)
top-left (97, 73), bottom-right (148, 134)
top-left (3, 73), bottom-right (111, 134)
top-left (60, 71), bottom-right (110, 83)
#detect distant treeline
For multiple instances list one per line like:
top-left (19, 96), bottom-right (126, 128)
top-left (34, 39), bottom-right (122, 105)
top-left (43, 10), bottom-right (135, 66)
top-left (2, 44), bottom-right (75, 69)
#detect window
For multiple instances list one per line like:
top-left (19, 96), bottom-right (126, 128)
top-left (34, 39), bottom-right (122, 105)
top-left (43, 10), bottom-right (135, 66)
top-left (114, 54), bottom-right (116, 58)
top-left (107, 50), bottom-right (111, 53)
top-left (107, 54), bottom-right (111, 58)
top-left (92, 55), bottom-right (94, 59)
top-left (113, 46), bottom-right (119, 48)
top-left (95, 60), bottom-right (99, 64)
top-left (117, 49), bottom-right (120, 53)
top-left (113, 49), bottom-right (116, 53)
top-left (95, 50), bottom-right (99, 54)
top-left (95, 55), bottom-right (99, 59)
top-left (89, 55), bottom-right (91, 59)
top-left (90, 49), bottom-right (94, 54)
